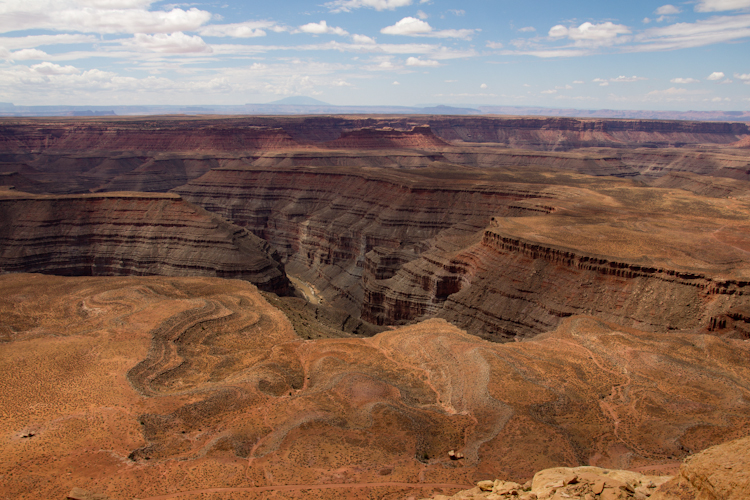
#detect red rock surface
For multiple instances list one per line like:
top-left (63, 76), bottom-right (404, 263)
top-left (2, 274), bottom-right (749, 499)
top-left (0, 191), bottom-right (290, 293)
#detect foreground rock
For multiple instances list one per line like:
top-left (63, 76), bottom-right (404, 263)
top-left (422, 467), bottom-right (672, 500)
top-left (426, 434), bottom-right (750, 500)
top-left (651, 435), bottom-right (750, 500)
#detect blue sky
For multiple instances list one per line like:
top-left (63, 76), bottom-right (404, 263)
top-left (0, 0), bottom-right (749, 110)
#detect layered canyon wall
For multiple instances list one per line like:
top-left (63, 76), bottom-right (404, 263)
top-left (0, 191), bottom-right (290, 293)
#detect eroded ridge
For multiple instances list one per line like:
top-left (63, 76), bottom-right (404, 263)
top-left (2, 274), bottom-right (749, 499)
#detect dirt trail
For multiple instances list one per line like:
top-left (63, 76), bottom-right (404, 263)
top-left (138, 481), bottom-right (472, 499)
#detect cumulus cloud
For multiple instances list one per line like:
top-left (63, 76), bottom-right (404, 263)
top-left (125, 32), bottom-right (212, 53)
top-left (3, 48), bottom-right (49, 60)
top-left (405, 56), bottom-right (439, 66)
top-left (480, 83), bottom-right (487, 89)
top-left (381, 17), bottom-right (432, 35)
top-left (200, 21), bottom-right (278, 38)
top-left (671, 77), bottom-right (699, 83)
top-left (548, 21), bottom-right (631, 46)
top-left (0, 2), bottom-right (213, 34)
top-left (380, 16), bottom-right (476, 39)
top-left (735, 72), bottom-right (750, 81)
top-left (30, 61), bottom-right (80, 75)
top-left (299, 20), bottom-right (348, 36)
top-left (486, 41), bottom-right (503, 49)
top-left (593, 78), bottom-right (609, 86)
top-left (351, 34), bottom-right (376, 44)
top-left (707, 71), bottom-right (726, 80)
top-left (325, 0), bottom-right (412, 12)
top-left (695, 0), bottom-right (750, 12)
top-left (392, 80), bottom-right (400, 85)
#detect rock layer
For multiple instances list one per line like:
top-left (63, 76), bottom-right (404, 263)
top-left (0, 191), bottom-right (290, 293)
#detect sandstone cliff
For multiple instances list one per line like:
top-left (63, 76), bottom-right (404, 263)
top-left (0, 191), bottom-right (290, 293)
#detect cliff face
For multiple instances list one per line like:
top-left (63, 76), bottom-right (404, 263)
top-left (173, 166), bottom-right (556, 314)
top-left (0, 192), bottom-right (290, 293)
top-left (0, 119), bottom-right (298, 152)
top-left (176, 165), bottom-right (750, 340)
top-left (324, 125), bottom-right (449, 149)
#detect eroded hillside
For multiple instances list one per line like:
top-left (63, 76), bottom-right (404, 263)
top-left (2, 274), bottom-right (749, 499)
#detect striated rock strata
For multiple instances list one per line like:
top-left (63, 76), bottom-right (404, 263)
top-left (0, 191), bottom-right (290, 293)
top-left (173, 166), bottom-right (556, 315)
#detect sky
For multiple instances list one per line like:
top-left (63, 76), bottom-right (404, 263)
top-left (0, 0), bottom-right (749, 110)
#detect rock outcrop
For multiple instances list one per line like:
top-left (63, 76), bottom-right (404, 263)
top-left (423, 468), bottom-right (673, 500)
top-left (651, 435), bottom-right (750, 500)
top-left (0, 191), bottom-right (290, 293)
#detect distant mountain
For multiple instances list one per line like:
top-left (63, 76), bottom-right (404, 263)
top-left (267, 96), bottom-right (330, 105)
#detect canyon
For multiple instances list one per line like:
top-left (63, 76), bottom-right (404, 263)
top-left (1, 115), bottom-right (750, 499)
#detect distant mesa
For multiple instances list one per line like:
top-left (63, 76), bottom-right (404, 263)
top-left (325, 125), bottom-right (449, 149)
top-left (267, 96), bottom-right (330, 106)
top-left (68, 110), bottom-right (116, 117)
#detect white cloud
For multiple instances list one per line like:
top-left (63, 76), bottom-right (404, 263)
top-left (125, 32), bottom-right (212, 53)
top-left (630, 15), bottom-right (750, 51)
top-left (0, 4), bottom-right (213, 34)
top-left (416, 10), bottom-right (428, 20)
top-left (671, 77), bottom-right (699, 83)
top-left (299, 20), bottom-right (348, 36)
top-left (380, 16), bottom-right (476, 39)
top-left (4, 48), bottom-right (49, 60)
top-left (548, 21), bottom-right (631, 46)
top-left (518, 26), bottom-right (536, 33)
top-left (647, 87), bottom-right (689, 95)
top-left (656, 4), bottom-right (682, 15)
top-left (392, 80), bottom-right (400, 85)
top-left (573, 80), bottom-right (584, 84)
top-left (325, 0), bottom-right (412, 12)
top-left (447, 9), bottom-right (465, 16)
top-left (351, 34), bottom-right (376, 44)
top-left (381, 16), bottom-right (433, 35)
top-left (695, 0), bottom-right (750, 12)
top-left (200, 21), bottom-right (277, 38)
top-left (735, 72), bottom-right (750, 80)
top-left (480, 83), bottom-right (487, 89)
top-left (593, 78), bottom-right (610, 86)
top-left (405, 56), bottom-right (439, 66)
top-left (486, 41), bottom-right (503, 49)
top-left (0, 34), bottom-right (97, 50)
top-left (708, 71), bottom-right (726, 80)
top-left (541, 89), bottom-right (557, 94)
top-left (611, 75), bottom-right (647, 82)
top-left (30, 61), bottom-right (80, 75)
top-left (331, 79), bottom-right (352, 86)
